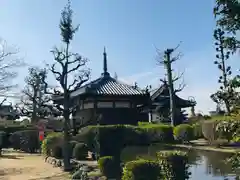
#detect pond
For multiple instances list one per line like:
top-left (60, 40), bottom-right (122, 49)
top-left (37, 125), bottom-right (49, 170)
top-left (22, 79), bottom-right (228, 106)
top-left (121, 145), bottom-right (238, 179)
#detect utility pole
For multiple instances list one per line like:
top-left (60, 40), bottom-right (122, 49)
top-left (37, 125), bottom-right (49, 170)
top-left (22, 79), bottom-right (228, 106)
top-left (164, 49), bottom-right (177, 126)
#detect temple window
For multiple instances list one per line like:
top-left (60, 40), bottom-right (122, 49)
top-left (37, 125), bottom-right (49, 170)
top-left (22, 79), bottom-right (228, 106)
top-left (115, 102), bottom-right (130, 108)
top-left (97, 102), bottom-right (113, 108)
top-left (83, 102), bottom-right (94, 109)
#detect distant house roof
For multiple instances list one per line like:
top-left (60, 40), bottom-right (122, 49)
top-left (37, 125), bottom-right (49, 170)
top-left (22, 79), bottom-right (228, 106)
top-left (53, 48), bottom-right (148, 100)
top-left (150, 83), bottom-right (196, 108)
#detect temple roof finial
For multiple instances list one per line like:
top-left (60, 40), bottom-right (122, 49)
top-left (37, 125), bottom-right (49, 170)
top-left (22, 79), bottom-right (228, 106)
top-left (103, 46), bottom-right (109, 76)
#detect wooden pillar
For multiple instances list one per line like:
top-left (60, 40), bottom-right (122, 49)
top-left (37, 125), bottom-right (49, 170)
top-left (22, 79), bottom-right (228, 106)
top-left (93, 98), bottom-right (98, 124)
top-left (149, 110), bottom-right (153, 122)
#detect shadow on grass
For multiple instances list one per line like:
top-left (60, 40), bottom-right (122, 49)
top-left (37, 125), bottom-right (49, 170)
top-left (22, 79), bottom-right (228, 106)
top-left (0, 154), bottom-right (22, 159)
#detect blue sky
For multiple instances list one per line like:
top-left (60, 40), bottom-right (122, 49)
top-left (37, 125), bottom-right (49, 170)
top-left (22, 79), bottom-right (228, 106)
top-left (0, 0), bottom-right (239, 114)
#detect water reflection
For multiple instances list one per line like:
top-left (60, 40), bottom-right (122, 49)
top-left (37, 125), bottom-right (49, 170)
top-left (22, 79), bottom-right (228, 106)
top-left (121, 145), bottom-right (237, 179)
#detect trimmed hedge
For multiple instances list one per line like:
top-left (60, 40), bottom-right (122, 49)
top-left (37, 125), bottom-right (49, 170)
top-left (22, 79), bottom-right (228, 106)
top-left (69, 140), bottom-right (78, 158)
top-left (74, 125), bottom-right (150, 158)
top-left (74, 127), bottom-right (96, 151)
top-left (0, 131), bottom-right (6, 155)
top-left (9, 130), bottom-right (39, 153)
top-left (140, 124), bottom-right (174, 143)
top-left (0, 125), bottom-right (36, 148)
top-left (52, 145), bottom-right (63, 159)
top-left (157, 151), bottom-right (190, 180)
top-left (41, 132), bottom-right (63, 156)
top-left (122, 159), bottom-right (162, 180)
top-left (98, 156), bottom-right (120, 179)
top-left (74, 124), bottom-right (175, 158)
top-left (9, 131), bottom-right (22, 150)
top-left (76, 125), bottom-right (150, 145)
top-left (0, 125), bottom-right (36, 133)
top-left (73, 143), bottom-right (88, 160)
top-left (97, 125), bottom-right (141, 157)
top-left (174, 124), bottom-right (194, 142)
top-left (192, 123), bottom-right (203, 139)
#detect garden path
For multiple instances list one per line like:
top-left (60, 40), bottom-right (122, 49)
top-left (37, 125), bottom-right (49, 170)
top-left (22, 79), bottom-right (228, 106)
top-left (0, 150), bottom-right (69, 180)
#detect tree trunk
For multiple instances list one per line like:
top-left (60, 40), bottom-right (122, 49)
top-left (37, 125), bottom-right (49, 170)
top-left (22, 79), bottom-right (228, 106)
top-left (32, 95), bottom-right (37, 124)
top-left (220, 35), bottom-right (231, 115)
top-left (62, 42), bottom-right (71, 171)
top-left (72, 109), bottom-right (77, 136)
top-left (31, 85), bottom-right (39, 124)
top-left (72, 118), bottom-right (77, 136)
top-left (165, 51), bottom-right (177, 126)
top-left (63, 109), bottom-right (71, 171)
top-left (224, 100), bottom-right (231, 115)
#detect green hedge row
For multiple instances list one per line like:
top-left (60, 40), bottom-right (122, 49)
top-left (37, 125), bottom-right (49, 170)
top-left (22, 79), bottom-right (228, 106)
top-left (70, 123), bottom-right (203, 166)
top-left (157, 151), bottom-right (190, 179)
top-left (137, 122), bottom-right (203, 143)
top-left (0, 125), bottom-right (37, 148)
top-left (0, 122), bottom-right (204, 156)
top-left (74, 123), bottom-right (202, 148)
top-left (98, 151), bottom-right (190, 179)
top-left (139, 124), bottom-right (174, 143)
top-left (98, 156), bottom-right (121, 179)
top-left (9, 130), bottom-right (39, 153)
top-left (122, 159), bottom-right (161, 180)
top-left (0, 131), bottom-right (6, 155)
top-left (41, 132), bottom-right (89, 160)
top-left (42, 124), bottom-right (175, 161)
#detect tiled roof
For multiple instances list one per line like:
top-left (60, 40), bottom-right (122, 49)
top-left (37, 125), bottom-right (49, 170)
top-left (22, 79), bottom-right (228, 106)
top-left (150, 83), bottom-right (196, 108)
top-left (70, 74), bottom-right (147, 97)
top-left (52, 48), bottom-right (149, 100)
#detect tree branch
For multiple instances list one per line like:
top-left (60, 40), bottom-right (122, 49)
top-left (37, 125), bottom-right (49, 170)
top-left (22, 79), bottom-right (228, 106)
top-left (50, 47), bottom-right (65, 68)
top-left (67, 54), bottom-right (88, 74)
top-left (68, 70), bottom-right (90, 90)
top-left (174, 81), bottom-right (186, 93)
top-left (172, 71), bottom-right (185, 82)
top-left (0, 98), bottom-right (7, 106)
top-left (169, 52), bottom-right (183, 64)
top-left (0, 38), bottom-right (24, 93)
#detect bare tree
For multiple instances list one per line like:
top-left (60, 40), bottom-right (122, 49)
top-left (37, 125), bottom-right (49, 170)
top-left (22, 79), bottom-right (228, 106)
top-left (0, 39), bottom-right (23, 96)
top-left (44, 1), bottom-right (90, 171)
top-left (156, 44), bottom-right (185, 126)
top-left (18, 67), bottom-right (51, 124)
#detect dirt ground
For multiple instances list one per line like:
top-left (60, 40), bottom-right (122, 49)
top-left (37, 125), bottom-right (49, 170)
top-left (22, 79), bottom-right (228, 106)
top-left (0, 150), bottom-right (70, 180)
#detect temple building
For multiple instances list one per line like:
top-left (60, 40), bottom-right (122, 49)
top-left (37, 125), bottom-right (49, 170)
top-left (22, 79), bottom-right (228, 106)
top-left (54, 48), bottom-right (150, 127)
top-left (145, 82), bottom-right (196, 123)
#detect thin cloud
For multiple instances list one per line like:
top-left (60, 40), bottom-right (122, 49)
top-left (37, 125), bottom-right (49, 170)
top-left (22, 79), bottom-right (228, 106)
top-left (120, 67), bottom-right (162, 86)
